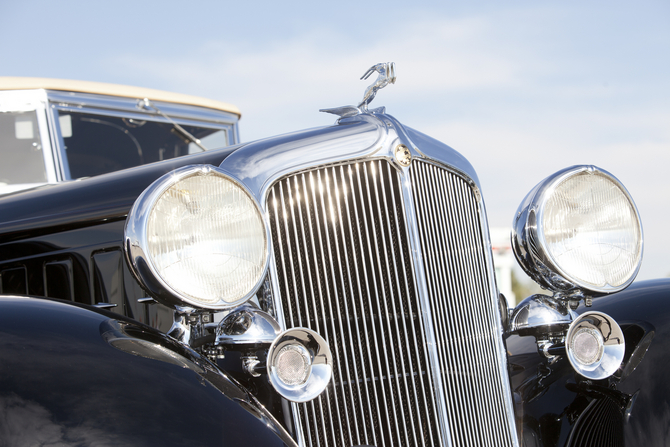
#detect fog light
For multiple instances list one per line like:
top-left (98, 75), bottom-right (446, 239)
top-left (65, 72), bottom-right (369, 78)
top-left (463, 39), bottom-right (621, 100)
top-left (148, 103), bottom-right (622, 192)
top-left (267, 328), bottom-right (332, 403)
top-left (566, 311), bottom-right (625, 380)
top-left (570, 327), bottom-right (604, 365)
top-left (276, 345), bottom-right (311, 386)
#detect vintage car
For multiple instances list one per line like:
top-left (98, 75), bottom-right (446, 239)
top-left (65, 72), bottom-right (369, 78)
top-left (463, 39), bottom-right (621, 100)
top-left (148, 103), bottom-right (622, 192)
top-left (0, 77), bottom-right (240, 196)
top-left (0, 64), bottom-right (667, 447)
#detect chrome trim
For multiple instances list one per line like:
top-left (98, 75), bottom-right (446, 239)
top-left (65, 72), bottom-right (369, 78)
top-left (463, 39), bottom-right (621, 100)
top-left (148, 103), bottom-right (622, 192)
top-left (512, 165), bottom-right (643, 295)
top-left (46, 90), bottom-right (240, 126)
top-left (409, 159), bottom-right (518, 447)
top-left (267, 327), bottom-right (333, 403)
top-left (166, 306), bottom-right (197, 344)
top-left (220, 115), bottom-right (386, 201)
top-left (265, 156), bottom-right (519, 446)
top-left (398, 161), bottom-right (450, 447)
top-left (215, 305), bottom-right (280, 346)
top-left (0, 89), bottom-right (60, 183)
top-left (46, 89), bottom-right (239, 180)
top-left (219, 112), bottom-right (480, 203)
top-left (93, 303), bottom-right (118, 309)
top-left (124, 164), bottom-right (270, 311)
top-left (509, 294), bottom-right (579, 333)
top-left (566, 311), bottom-right (625, 380)
top-left (223, 108), bottom-right (517, 446)
top-left (45, 101), bottom-right (71, 181)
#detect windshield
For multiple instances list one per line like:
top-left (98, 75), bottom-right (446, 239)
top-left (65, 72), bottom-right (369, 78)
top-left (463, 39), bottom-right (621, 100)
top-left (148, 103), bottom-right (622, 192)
top-left (58, 110), bottom-right (229, 179)
top-left (0, 110), bottom-right (47, 189)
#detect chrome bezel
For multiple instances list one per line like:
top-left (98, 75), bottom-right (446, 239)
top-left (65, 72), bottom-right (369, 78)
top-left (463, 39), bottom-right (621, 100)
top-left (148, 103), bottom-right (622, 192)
top-left (267, 328), bottom-right (333, 403)
top-left (512, 165), bottom-right (643, 295)
top-left (124, 164), bottom-right (270, 310)
top-left (566, 311), bottom-right (625, 380)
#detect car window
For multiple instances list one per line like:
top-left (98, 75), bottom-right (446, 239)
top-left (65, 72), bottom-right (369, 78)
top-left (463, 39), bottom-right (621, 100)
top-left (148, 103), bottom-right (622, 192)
top-left (58, 110), bottom-right (228, 179)
top-left (0, 110), bottom-right (47, 186)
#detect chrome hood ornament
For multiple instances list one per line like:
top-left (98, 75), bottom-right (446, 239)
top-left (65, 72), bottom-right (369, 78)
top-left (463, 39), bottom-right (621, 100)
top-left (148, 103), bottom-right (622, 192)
top-left (320, 62), bottom-right (396, 118)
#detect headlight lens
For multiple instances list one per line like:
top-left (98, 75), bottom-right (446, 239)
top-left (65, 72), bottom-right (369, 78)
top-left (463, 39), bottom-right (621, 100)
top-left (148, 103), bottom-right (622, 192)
top-left (513, 165), bottom-right (643, 294)
top-left (125, 165), bottom-right (269, 310)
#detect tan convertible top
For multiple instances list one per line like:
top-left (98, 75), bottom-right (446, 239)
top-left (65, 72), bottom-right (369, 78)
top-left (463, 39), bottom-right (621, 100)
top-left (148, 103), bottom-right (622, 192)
top-left (0, 77), bottom-right (241, 117)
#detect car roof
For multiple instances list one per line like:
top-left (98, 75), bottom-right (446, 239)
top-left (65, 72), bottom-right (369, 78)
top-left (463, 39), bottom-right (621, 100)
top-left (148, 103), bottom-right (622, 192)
top-left (0, 77), bottom-right (241, 117)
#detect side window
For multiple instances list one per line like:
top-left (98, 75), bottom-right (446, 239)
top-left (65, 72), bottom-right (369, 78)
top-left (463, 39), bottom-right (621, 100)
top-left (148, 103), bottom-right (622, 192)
top-left (57, 110), bottom-right (228, 179)
top-left (0, 111), bottom-right (47, 186)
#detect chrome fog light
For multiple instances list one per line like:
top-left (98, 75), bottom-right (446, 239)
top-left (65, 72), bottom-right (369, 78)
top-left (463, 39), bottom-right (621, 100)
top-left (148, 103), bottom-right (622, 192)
top-left (566, 311), bottom-right (625, 380)
top-left (570, 327), bottom-right (603, 365)
top-left (512, 165), bottom-right (643, 295)
top-left (275, 345), bottom-right (311, 386)
top-left (125, 165), bottom-right (269, 310)
top-left (267, 328), bottom-right (332, 403)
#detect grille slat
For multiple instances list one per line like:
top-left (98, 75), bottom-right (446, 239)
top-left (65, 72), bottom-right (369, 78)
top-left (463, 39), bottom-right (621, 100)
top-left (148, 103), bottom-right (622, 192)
top-left (359, 163), bottom-right (403, 446)
top-left (415, 164), bottom-right (472, 445)
top-left (335, 166), bottom-right (375, 447)
top-left (383, 161), bottom-right (430, 447)
top-left (369, 162), bottom-right (409, 446)
top-left (448, 171), bottom-right (494, 446)
top-left (268, 159), bottom-right (515, 447)
top-left (412, 161), bottom-right (515, 447)
top-left (292, 175), bottom-right (330, 447)
top-left (348, 164), bottom-right (395, 446)
top-left (325, 168), bottom-right (364, 445)
top-left (310, 169), bottom-right (349, 446)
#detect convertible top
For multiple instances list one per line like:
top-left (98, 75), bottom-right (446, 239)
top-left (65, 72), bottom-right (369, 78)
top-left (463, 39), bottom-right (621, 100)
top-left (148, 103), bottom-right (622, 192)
top-left (0, 77), bottom-right (241, 117)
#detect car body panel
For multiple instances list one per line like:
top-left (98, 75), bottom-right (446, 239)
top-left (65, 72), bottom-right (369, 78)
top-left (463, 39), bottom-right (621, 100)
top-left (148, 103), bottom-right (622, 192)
top-left (507, 279), bottom-right (670, 447)
top-left (0, 295), bottom-right (294, 446)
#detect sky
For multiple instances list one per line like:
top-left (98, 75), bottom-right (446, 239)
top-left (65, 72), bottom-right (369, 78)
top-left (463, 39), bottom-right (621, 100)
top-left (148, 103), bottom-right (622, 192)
top-left (1, 0), bottom-right (669, 283)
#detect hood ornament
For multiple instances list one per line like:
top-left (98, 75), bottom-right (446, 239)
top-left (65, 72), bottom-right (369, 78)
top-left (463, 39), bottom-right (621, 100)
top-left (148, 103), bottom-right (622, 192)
top-left (320, 62), bottom-right (396, 118)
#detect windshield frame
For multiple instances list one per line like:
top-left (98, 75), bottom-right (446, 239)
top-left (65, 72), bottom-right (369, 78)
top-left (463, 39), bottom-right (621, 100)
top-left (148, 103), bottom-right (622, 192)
top-left (0, 89), bottom-right (59, 194)
top-left (44, 90), bottom-right (239, 181)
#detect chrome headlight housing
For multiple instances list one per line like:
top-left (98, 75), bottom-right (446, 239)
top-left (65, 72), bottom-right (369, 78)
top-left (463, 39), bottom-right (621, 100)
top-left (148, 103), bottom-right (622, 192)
top-left (512, 165), bottom-right (643, 295)
top-left (125, 165), bottom-right (269, 310)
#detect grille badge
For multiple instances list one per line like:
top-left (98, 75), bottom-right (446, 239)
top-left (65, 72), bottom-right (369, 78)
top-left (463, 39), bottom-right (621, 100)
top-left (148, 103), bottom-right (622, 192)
top-left (395, 144), bottom-right (412, 167)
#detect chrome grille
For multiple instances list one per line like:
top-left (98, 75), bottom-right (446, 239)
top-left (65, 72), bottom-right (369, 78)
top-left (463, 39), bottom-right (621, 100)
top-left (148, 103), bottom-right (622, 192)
top-left (412, 160), bottom-right (515, 446)
top-left (268, 159), bottom-right (515, 447)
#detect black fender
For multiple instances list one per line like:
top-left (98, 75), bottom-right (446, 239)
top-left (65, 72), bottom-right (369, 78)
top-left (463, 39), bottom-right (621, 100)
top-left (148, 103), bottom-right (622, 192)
top-left (507, 279), bottom-right (670, 447)
top-left (0, 295), bottom-right (296, 446)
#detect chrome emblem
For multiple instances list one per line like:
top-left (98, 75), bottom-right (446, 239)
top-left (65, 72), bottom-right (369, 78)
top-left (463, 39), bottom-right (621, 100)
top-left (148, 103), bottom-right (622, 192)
top-left (320, 62), bottom-right (396, 118)
top-left (358, 62), bottom-right (396, 111)
top-left (395, 144), bottom-right (412, 167)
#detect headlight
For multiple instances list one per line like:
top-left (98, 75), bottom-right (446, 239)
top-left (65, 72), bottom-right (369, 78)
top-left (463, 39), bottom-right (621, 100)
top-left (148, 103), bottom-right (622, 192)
top-left (125, 165), bottom-right (269, 310)
top-left (512, 165), bottom-right (643, 295)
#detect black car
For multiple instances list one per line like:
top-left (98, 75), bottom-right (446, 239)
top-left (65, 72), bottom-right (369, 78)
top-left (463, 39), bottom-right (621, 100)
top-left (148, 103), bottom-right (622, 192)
top-left (0, 64), bottom-right (667, 447)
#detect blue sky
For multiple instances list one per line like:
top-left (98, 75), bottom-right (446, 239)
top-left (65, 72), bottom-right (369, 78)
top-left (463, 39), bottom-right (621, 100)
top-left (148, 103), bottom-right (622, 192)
top-left (2, 1), bottom-right (669, 281)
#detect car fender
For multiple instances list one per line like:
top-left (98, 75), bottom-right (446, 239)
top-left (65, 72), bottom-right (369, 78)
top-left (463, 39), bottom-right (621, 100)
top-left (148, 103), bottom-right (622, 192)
top-left (507, 279), bottom-right (670, 447)
top-left (0, 295), bottom-right (296, 447)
